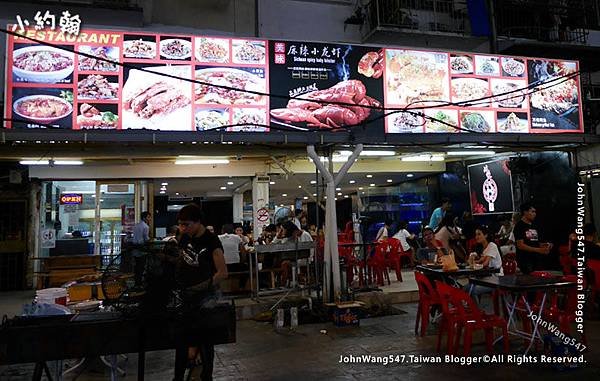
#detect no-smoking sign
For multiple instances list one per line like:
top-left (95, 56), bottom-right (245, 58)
top-left (256, 208), bottom-right (269, 222)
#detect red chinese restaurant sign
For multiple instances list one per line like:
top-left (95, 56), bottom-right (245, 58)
top-left (4, 27), bottom-right (583, 134)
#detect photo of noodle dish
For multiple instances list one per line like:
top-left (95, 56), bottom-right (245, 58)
top-left (123, 39), bottom-right (156, 59)
top-left (232, 40), bottom-right (266, 64)
top-left (424, 109), bottom-right (458, 133)
top-left (491, 79), bottom-right (526, 108)
top-left (12, 46), bottom-right (74, 83)
top-left (497, 112), bottom-right (528, 133)
top-left (195, 67), bottom-right (266, 105)
top-left (230, 109), bottom-right (268, 131)
top-left (501, 57), bottom-right (525, 77)
top-left (13, 95), bottom-right (72, 123)
top-left (195, 109), bottom-right (230, 131)
top-left (450, 55), bottom-right (473, 74)
top-left (195, 37), bottom-right (230, 63)
top-left (160, 39), bottom-right (192, 60)
top-left (460, 111), bottom-right (494, 133)
top-left (387, 112), bottom-right (424, 133)
top-left (78, 46), bottom-right (119, 72)
top-left (451, 78), bottom-right (490, 106)
top-left (386, 49), bottom-right (449, 105)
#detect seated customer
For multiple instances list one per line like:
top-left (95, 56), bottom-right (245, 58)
top-left (468, 225), bottom-right (503, 296)
top-left (392, 220), bottom-right (415, 264)
top-left (416, 227), bottom-right (445, 264)
top-left (218, 224), bottom-right (248, 289)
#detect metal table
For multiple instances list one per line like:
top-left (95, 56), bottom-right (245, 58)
top-left (469, 275), bottom-right (576, 355)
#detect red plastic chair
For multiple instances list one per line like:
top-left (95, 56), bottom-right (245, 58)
top-left (386, 238), bottom-right (403, 282)
top-left (558, 244), bottom-right (574, 275)
top-left (437, 281), bottom-right (509, 355)
top-left (588, 259), bottom-right (600, 310)
top-left (433, 281), bottom-right (461, 354)
top-left (414, 271), bottom-right (441, 337)
top-left (368, 241), bottom-right (390, 286)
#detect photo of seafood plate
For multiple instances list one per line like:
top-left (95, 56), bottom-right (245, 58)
top-left (491, 79), bottom-right (526, 108)
top-left (450, 55), bottom-right (473, 74)
top-left (387, 112), bottom-right (424, 133)
top-left (451, 78), bottom-right (490, 106)
top-left (160, 39), bottom-right (192, 60)
top-left (497, 112), bottom-right (528, 133)
top-left (270, 80), bottom-right (381, 130)
top-left (475, 55), bottom-right (500, 76)
top-left (460, 111), bottom-right (494, 133)
top-left (232, 40), bottom-right (266, 65)
top-left (195, 109), bottom-right (229, 131)
top-left (195, 67), bottom-right (266, 105)
top-left (123, 39), bottom-right (156, 59)
top-left (386, 50), bottom-right (449, 105)
top-left (77, 75), bottom-right (118, 100)
top-left (78, 46), bottom-right (119, 72)
top-left (530, 78), bottom-right (578, 115)
top-left (424, 109), bottom-right (458, 133)
top-left (195, 37), bottom-right (230, 63)
top-left (501, 57), bottom-right (525, 77)
top-left (230, 109), bottom-right (268, 131)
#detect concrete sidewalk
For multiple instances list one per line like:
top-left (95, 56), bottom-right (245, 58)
top-left (1, 300), bottom-right (599, 380)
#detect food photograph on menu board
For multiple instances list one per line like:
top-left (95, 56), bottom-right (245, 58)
top-left (121, 65), bottom-right (192, 130)
top-left (268, 40), bottom-right (384, 131)
top-left (527, 59), bottom-right (581, 131)
top-left (12, 44), bottom-right (75, 84)
top-left (468, 159), bottom-right (514, 215)
top-left (11, 88), bottom-right (74, 129)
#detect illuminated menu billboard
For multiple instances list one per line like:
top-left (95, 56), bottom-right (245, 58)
top-left (3, 27), bottom-right (583, 134)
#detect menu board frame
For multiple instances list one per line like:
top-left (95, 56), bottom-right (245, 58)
top-left (3, 26), bottom-right (584, 135)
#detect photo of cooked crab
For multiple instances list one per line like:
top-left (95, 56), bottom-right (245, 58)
top-left (195, 37), bottom-right (230, 63)
top-left (159, 37), bottom-right (192, 60)
top-left (475, 55), bottom-right (500, 76)
top-left (424, 109), bottom-right (459, 133)
top-left (230, 108), bottom-right (268, 132)
top-left (12, 44), bottom-right (74, 83)
top-left (78, 46), bottom-right (119, 72)
top-left (270, 80), bottom-right (381, 129)
top-left (195, 108), bottom-right (230, 131)
top-left (501, 57), bottom-right (526, 77)
top-left (232, 39), bottom-right (266, 65)
top-left (123, 35), bottom-right (156, 59)
top-left (386, 49), bottom-right (449, 106)
top-left (451, 77), bottom-right (490, 106)
top-left (450, 54), bottom-right (473, 75)
top-left (386, 111), bottom-right (425, 133)
top-left (122, 65), bottom-right (192, 130)
top-left (77, 74), bottom-right (119, 100)
top-left (459, 110), bottom-right (495, 133)
top-left (491, 79), bottom-right (527, 108)
top-left (195, 67), bottom-right (266, 105)
top-left (77, 103), bottom-right (118, 129)
top-left (497, 111), bottom-right (528, 133)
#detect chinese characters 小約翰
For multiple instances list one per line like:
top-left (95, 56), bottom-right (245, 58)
top-left (12, 10), bottom-right (81, 36)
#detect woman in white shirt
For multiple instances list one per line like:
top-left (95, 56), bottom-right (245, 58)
top-left (375, 219), bottom-right (392, 242)
top-left (469, 225), bottom-right (503, 297)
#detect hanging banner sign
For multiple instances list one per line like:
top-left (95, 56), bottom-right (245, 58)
top-left (3, 26), bottom-right (583, 134)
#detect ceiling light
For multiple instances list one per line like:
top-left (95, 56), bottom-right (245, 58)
top-left (446, 151), bottom-right (496, 156)
top-left (310, 180), bottom-right (317, 184)
top-left (336, 187), bottom-right (341, 191)
top-left (20, 160), bottom-right (50, 165)
top-left (175, 192), bottom-right (180, 195)
top-left (344, 195), bottom-right (349, 198)
top-left (366, 174), bottom-right (373, 178)
top-left (227, 181), bottom-right (234, 185)
top-left (282, 193), bottom-right (287, 197)
top-left (160, 191), bottom-right (166, 194)
top-left (54, 160), bottom-right (84, 165)
top-left (349, 180), bottom-right (356, 184)
top-left (407, 174), bottom-right (414, 178)
top-left (338, 150), bottom-right (396, 156)
top-left (270, 181), bottom-right (275, 185)
top-left (280, 204), bottom-right (284, 207)
top-left (370, 183), bottom-right (375, 187)
top-left (220, 186), bottom-right (227, 190)
top-left (298, 185), bottom-right (302, 188)
top-left (401, 154), bottom-right (445, 162)
top-left (337, 192), bottom-right (342, 196)
top-left (387, 179), bottom-right (393, 183)
top-left (334, 197), bottom-right (338, 200)
top-left (312, 193), bottom-right (317, 196)
top-left (160, 187), bottom-right (167, 191)
top-left (161, 182), bottom-right (168, 186)
top-left (303, 196), bottom-right (308, 200)
top-left (324, 196), bottom-right (327, 199)
top-left (358, 187), bottom-right (363, 190)
top-left (175, 157), bottom-right (230, 165)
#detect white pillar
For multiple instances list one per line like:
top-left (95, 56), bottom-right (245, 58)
top-left (233, 192), bottom-right (244, 223)
top-left (252, 175), bottom-right (270, 237)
